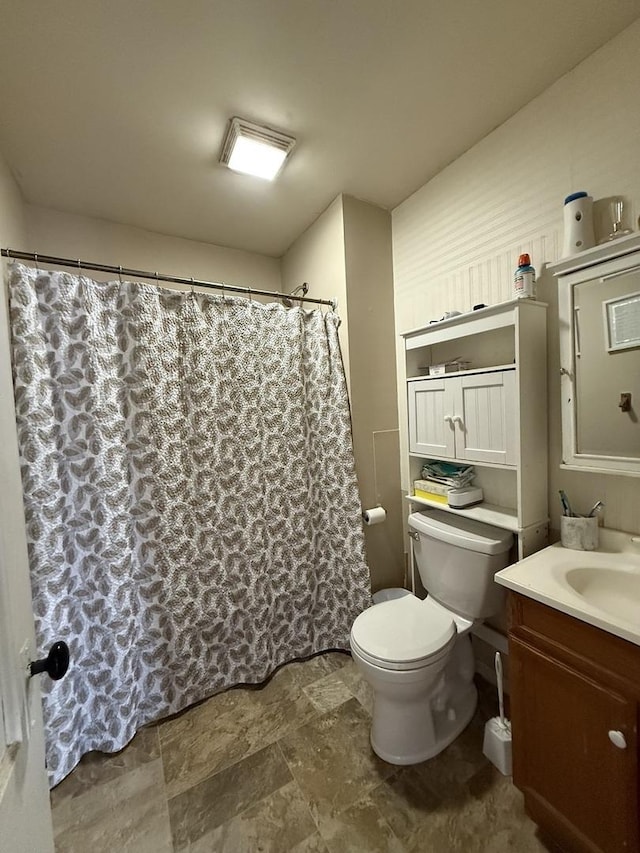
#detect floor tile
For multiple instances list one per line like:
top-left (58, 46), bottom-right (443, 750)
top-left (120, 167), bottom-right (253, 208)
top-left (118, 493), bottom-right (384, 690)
top-left (289, 833), bottom-right (331, 853)
top-left (368, 727), bottom-right (516, 852)
top-left (315, 795), bottom-right (407, 853)
top-left (160, 689), bottom-right (266, 799)
top-left (465, 764), bottom-right (557, 852)
top-left (279, 698), bottom-right (395, 821)
top-left (382, 762), bottom-right (554, 853)
top-left (175, 780), bottom-right (317, 852)
top-left (404, 790), bottom-right (516, 853)
top-left (302, 670), bottom-right (354, 713)
top-left (50, 656), bottom-right (552, 853)
top-left (160, 654), bottom-right (342, 798)
top-left (50, 724), bottom-right (160, 808)
top-left (52, 758), bottom-right (171, 853)
top-left (480, 822), bottom-right (558, 853)
top-left (168, 742), bottom-right (292, 849)
top-left (335, 659), bottom-right (375, 714)
top-left (368, 764), bottom-right (444, 844)
top-left (404, 713), bottom-right (490, 799)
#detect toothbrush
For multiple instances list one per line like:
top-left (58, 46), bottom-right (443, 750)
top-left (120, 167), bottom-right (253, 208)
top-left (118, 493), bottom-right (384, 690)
top-left (495, 652), bottom-right (508, 731)
top-left (587, 500), bottom-right (604, 517)
top-left (559, 490), bottom-right (573, 517)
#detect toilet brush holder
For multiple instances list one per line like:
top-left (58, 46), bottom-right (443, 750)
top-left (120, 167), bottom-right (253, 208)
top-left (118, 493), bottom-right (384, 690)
top-left (482, 717), bottom-right (512, 776)
top-left (482, 650), bottom-right (512, 775)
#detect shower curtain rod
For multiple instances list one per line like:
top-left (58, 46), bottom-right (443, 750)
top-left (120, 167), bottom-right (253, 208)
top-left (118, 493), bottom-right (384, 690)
top-left (1, 248), bottom-right (337, 309)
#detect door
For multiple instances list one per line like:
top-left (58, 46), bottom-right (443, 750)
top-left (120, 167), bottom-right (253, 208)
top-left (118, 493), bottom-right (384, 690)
top-left (0, 276), bottom-right (55, 851)
top-left (407, 378), bottom-right (456, 458)
top-left (453, 370), bottom-right (517, 465)
top-left (511, 639), bottom-right (638, 853)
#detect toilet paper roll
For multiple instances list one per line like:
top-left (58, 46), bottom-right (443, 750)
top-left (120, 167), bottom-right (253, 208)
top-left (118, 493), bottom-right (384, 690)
top-left (363, 506), bottom-right (386, 526)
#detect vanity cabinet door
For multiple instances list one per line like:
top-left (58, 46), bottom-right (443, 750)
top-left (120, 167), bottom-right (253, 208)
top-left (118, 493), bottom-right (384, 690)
top-left (453, 370), bottom-right (517, 466)
top-left (407, 379), bottom-right (456, 458)
top-left (510, 638), bottom-right (638, 853)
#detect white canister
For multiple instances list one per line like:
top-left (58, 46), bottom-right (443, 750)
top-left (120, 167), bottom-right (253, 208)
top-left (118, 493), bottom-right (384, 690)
top-left (562, 192), bottom-right (595, 258)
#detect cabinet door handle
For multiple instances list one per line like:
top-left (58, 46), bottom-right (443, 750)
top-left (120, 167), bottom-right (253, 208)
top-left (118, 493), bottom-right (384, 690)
top-left (452, 415), bottom-right (464, 427)
top-left (608, 730), bottom-right (627, 749)
top-left (574, 306), bottom-right (581, 358)
top-left (444, 415), bottom-right (453, 425)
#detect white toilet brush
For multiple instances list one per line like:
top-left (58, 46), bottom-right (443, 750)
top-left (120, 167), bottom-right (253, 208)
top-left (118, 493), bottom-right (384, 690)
top-left (482, 651), bottom-right (512, 775)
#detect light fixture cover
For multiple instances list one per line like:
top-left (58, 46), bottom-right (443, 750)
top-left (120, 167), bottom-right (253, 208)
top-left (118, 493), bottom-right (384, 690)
top-left (220, 117), bottom-right (296, 181)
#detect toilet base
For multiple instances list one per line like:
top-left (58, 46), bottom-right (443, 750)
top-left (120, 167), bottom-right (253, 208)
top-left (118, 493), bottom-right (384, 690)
top-left (357, 632), bottom-right (479, 766)
top-left (370, 681), bottom-right (477, 765)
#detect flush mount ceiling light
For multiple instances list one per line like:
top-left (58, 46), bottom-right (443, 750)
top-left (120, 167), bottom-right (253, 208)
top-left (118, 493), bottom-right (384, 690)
top-left (219, 117), bottom-right (296, 181)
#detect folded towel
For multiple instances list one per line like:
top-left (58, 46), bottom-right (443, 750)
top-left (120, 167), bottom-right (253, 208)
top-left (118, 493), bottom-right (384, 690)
top-left (421, 460), bottom-right (475, 488)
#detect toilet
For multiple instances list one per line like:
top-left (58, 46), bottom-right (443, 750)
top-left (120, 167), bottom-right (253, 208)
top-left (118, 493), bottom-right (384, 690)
top-left (350, 509), bottom-right (513, 765)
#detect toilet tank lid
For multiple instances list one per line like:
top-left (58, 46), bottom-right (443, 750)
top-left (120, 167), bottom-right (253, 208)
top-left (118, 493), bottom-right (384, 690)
top-left (408, 509), bottom-right (513, 555)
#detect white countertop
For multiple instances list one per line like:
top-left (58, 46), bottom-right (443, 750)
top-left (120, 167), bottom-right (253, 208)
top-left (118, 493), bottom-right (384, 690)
top-left (495, 527), bottom-right (640, 647)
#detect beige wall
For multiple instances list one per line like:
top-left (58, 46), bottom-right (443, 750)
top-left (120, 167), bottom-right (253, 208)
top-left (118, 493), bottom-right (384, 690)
top-left (281, 196), bottom-right (350, 386)
top-left (343, 196), bottom-right (404, 591)
top-left (0, 152), bottom-right (55, 849)
top-left (25, 205), bottom-right (281, 292)
top-left (283, 195), bottom-right (404, 592)
top-left (0, 164), bottom-right (26, 248)
top-left (392, 18), bottom-right (640, 537)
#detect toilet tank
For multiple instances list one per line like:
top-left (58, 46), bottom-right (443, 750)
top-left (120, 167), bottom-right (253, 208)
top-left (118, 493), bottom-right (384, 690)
top-left (408, 509), bottom-right (513, 620)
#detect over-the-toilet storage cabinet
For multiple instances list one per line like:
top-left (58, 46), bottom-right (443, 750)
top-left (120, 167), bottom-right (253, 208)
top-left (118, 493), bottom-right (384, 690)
top-left (402, 299), bottom-right (548, 560)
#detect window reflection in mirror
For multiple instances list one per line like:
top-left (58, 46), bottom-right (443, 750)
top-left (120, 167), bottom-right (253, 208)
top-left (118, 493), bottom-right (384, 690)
top-left (573, 270), bottom-right (640, 458)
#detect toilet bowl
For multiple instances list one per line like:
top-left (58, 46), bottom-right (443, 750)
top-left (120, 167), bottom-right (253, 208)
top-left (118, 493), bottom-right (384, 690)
top-left (350, 509), bottom-right (513, 765)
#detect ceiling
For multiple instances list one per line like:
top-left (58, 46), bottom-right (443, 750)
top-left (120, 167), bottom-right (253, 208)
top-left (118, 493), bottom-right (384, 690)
top-left (0, 1), bottom-right (638, 258)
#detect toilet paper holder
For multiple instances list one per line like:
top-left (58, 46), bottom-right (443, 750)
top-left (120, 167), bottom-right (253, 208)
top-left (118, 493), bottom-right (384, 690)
top-left (362, 506), bottom-right (386, 526)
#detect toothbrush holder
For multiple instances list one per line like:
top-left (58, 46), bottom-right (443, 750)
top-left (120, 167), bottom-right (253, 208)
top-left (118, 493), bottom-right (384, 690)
top-left (560, 516), bottom-right (599, 551)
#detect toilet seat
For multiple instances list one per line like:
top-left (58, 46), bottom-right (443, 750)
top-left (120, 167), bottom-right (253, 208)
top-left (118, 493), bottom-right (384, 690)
top-left (350, 595), bottom-right (456, 672)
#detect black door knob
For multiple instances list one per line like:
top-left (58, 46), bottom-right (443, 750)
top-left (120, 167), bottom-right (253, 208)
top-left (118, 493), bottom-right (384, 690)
top-left (29, 641), bottom-right (70, 680)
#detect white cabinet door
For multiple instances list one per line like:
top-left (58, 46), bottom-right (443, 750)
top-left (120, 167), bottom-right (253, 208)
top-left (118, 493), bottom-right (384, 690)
top-left (453, 371), bottom-right (517, 465)
top-left (407, 379), bottom-right (456, 458)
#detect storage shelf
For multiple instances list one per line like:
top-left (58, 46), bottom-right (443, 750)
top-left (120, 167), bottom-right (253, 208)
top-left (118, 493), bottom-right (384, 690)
top-left (408, 452), bottom-right (516, 472)
top-left (401, 299), bottom-right (547, 349)
top-left (405, 494), bottom-right (519, 532)
top-left (548, 232), bottom-right (640, 276)
top-left (406, 363), bottom-right (515, 382)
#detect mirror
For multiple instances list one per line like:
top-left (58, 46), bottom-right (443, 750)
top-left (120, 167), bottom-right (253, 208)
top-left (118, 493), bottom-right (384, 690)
top-left (558, 239), bottom-right (640, 476)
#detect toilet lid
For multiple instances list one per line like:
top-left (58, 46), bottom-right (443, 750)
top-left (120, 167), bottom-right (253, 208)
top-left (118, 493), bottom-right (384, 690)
top-left (350, 595), bottom-right (455, 666)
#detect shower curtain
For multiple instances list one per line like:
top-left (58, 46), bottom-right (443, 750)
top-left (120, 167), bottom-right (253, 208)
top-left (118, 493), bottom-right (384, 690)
top-left (8, 263), bottom-right (371, 786)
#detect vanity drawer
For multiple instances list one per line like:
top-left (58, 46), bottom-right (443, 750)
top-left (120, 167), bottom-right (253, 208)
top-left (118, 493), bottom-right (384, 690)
top-left (508, 592), bottom-right (640, 699)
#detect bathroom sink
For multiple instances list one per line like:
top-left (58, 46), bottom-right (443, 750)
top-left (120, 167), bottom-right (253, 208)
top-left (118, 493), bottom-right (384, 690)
top-left (494, 528), bottom-right (640, 647)
top-left (565, 568), bottom-right (640, 624)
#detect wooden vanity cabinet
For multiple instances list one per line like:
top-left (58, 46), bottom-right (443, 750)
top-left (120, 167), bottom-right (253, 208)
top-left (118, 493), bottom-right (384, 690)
top-left (508, 592), bottom-right (640, 853)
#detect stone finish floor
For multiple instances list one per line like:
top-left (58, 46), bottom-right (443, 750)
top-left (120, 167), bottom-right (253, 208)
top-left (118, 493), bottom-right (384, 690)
top-left (50, 652), bottom-right (555, 852)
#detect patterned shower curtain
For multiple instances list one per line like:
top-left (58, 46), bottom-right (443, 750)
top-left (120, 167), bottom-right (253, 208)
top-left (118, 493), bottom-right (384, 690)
top-left (9, 263), bottom-right (371, 786)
